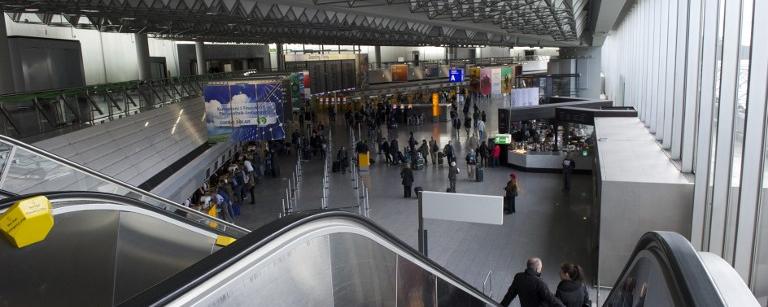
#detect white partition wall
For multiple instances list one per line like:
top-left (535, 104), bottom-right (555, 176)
top-left (601, 0), bottom-right (768, 303)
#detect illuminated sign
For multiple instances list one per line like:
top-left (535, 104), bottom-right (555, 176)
top-left (432, 92), bottom-right (440, 117)
top-left (449, 69), bottom-right (464, 83)
top-left (494, 134), bottom-right (512, 145)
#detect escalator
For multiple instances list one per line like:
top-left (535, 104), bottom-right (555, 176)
top-left (0, 135), bottom-right (759, 306)
top-left (0, 190), bottom-right (761, 307)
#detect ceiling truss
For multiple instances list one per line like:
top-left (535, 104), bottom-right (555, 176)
top-left (0, 0), bottom-right (588, 46)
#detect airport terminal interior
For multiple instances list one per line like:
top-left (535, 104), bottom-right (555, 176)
top-left (0, 0), bottom-right (767, 306)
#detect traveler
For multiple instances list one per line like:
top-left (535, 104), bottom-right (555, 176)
top-left (408, 131), bottom-right (417, 151)
top-left (504, 173), bottom-right (518, 214)
top-left (390, 138), bottom-right (400, 164)
top-left (453, 117), bottom-right (462, 138)
top-left (429, 137), bottom-right (439, 165)
top-left (401, 164), bottom-right (414, 198)
top-left (337, 146), bottom-right (349, 173)
top-left (492, 143), bottom-right (501, 167)
top-left (481, 110), bottom-right (487, 122)
top-left (500, 258), bottom-right (564, 307)
top-left (477, 119), bottom-right (486, 141)
top-left (478, 141), bottom-right (490, 167)
top-left (562, 156), bottom-right (576, 191)
top-left (464, 116), bottom-right (472, 137)
top-left (466, 149), bottom-right (477, 180)
top-left (381, 140), bottom-right (391, 164)
top-left (555, 263), bottom-right (591, 307)
top-left (448, 161), bottom-right (459, 192)
top-left (418, 140), bottom-right (429, 166)
top-left (443, 140), bottom-right (455, 164)
top-left (467, 133), bottom-right (479, 151)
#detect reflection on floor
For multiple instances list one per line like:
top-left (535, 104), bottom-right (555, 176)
top-left (235, 96), bottom-right (596, 306)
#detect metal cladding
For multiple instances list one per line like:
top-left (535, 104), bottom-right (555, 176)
top-left (0, 0), bottom-right (588, 46)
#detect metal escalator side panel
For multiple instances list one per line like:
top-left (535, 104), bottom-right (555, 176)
top-left (697, 252), bottom-right (760, 307)
top-left (603, 231), bottom-right (727, 307)
top-left (0, 134), bottom-right (248, 237)
top-left (121, 212), bottom-right (499, 307)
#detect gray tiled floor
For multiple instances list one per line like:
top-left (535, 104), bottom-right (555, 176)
top-left (235, 96), bottom-right (599, 306)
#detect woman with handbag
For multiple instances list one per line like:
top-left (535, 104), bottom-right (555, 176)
top-left (504, 173), bottom-right (518, 214)
top-left (555, 263), bottom-right (592, 307)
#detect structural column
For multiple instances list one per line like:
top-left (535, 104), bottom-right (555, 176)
top-left (195, 41), bottom-right (206, 75)
top-left (134, 33), bottom-right (151, 80)
top-left (375, 45), bottom-right (382, 68)
top-left (276, 43), bottom-right (285, 71)
top-left (0, 12), bottom-right (15, 94)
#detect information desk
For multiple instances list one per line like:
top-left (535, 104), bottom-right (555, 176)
top-left (507, 149), bottom-right (592, 172)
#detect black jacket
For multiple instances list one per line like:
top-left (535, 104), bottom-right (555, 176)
top-left (501, 269), bottom-right (563, 307)
top-left (555, 280), bottom-right (590, 307)
top-left (400, 167), bottom-right (414, 186)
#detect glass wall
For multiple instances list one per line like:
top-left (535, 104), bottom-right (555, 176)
top-left (602, 0), bottom-right (768, 304)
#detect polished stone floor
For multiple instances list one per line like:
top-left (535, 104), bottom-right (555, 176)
top-left (235, 96), bottom-right (598, 306)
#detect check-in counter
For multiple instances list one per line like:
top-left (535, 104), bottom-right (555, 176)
top-left (507, 149), bottom-right (592, 172)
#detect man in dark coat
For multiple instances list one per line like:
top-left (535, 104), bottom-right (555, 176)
top-left (400, 165), bottom-right (414, 198)
top-left (501, 258), bottom-right (564, 307)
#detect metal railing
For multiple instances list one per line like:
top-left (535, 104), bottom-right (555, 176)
top-left (321, 129), bottom-right (331, 210)
top-left (280, 143), bottom-right (303, 218)
top-left (0, 69), bottom-right (287, 142)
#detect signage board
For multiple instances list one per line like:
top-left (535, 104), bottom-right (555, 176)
top-left (494, 133), bottom-right (512, 145)
top-left (448, 68), bottom-right (464, 83)
top-left (421, 191), bottom-right (503, 225)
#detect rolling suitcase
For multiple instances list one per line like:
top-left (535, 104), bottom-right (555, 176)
top-left (476, 167), bottom-right (484, 182)
top-left (437, 152), bottom-right (444, 165)
top-left (414, 186), bottom-right (423, 197)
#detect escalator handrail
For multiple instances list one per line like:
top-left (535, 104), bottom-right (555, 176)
top-left (120, 210), bottom-right (503, 307)
top-left (0, 191), bottom-right (233, 237)
top-left (604, 231), bottom-right (724, 307)
top-left (0, 134), bottom-right (249, 235)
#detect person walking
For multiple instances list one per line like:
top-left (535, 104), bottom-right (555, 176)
top-left (466, 149), bottom-right (477, 180)
top-left (390, 138), bottom-right (399, 165)
top-left (443, 140), bottom-right (455, 164)
top-left (448, 161), bottom-right (459, 193)
top-left (477, 119), bottom-right (486, 141)
top-left (464, 115), bottom-right (472, 137)
top-left (453, 117), bottom-right (462, 139)
top-left (400, 164), bottom-right (414, 198)
top-left (381, 140), bottom-right (391, 165)
top-left (337, 146), bottom-right (349, 173)
top-left (500, 258), bottom-right (563, 307)
top-left (478, 141), bottom-right (490, 168)
top-left (418, 140), bottom-right (429, 166)
top-left (492, 143), bottom-right (502, 167)
top-left (504, 173), bottom-right (518, 214)
top-left (562, 156), bottom-right (576, 191)
top-left (429, 137), bottom-right (439, 165)
top-left (555, 263), bottom-right (592, 307)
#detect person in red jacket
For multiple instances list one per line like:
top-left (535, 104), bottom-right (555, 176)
top-left (491, 143), bottom-right (502, 167)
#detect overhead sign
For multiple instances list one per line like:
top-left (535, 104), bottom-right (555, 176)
top-left (448, 68), bottom-right (464, 83)
top-left (494, 133), bottom-right (512, 145)
top-left (421, 191), bottom-right (503, 225)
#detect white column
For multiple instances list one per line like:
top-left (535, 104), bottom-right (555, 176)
top-left (0, 12), bottom-right (14, 93)
top-left (134, 33), bottom-right (151, 80)
top-left (195, 41), bottom-right (206, 75)
top-left (276, 43), bottom-right (285, 71)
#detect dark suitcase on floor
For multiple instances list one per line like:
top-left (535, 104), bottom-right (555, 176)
top-left (437, 152), bottom-right (444, 165)
top-left (332, 161), bottom-right (340, 173)
top-left (414, 186), bottom-right (423, 197)
top-left (476, 167), bottom-right (484, 182)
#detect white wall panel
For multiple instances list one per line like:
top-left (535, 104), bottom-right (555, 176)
top-left (33, 97), bottom-right (207, 187)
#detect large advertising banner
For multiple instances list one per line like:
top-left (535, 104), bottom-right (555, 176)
top-left (501, 66), bottom-right (513, 94)
top-left (469, 67), bottom-right (481, 93)
top-left (491, 67), bottom-right (502, 95)
top-left (480, 68), bottom-right (492, 96)
top-left (391, 64), bottom-right (409, 82)
top-left (302, 70), bottom-right (311, 96)
top-left (204, 81), bottom-right (286, 143)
